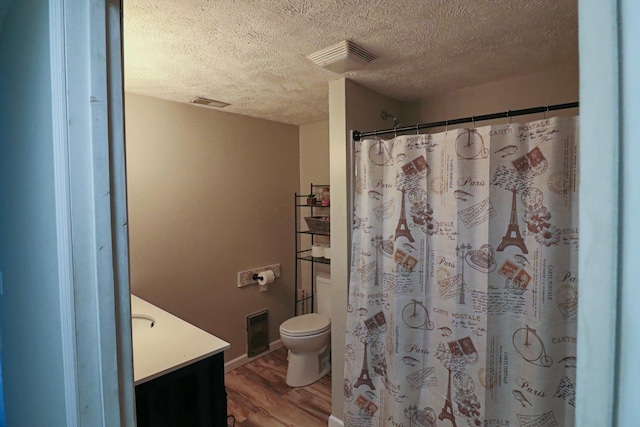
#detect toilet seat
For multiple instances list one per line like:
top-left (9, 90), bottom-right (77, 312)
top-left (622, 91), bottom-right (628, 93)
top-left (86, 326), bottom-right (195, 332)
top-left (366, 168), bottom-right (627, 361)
top-left (280, 313), bottom-right (330, 337)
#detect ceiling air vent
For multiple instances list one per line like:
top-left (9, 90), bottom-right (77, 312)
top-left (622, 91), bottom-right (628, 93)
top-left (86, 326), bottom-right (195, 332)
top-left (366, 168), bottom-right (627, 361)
top-left (190, 96), bottom-right (230, 108)
top-left (307, 40), bottom-right (377, 74)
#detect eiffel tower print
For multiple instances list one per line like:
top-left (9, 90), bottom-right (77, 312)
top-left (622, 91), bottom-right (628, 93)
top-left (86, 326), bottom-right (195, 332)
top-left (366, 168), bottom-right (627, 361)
top-left (438, 367), bottom-right (458, 427)
top-left (354, 340), bottom-right (375, 390)
top-left (394, 189), bottom-right (415, 242)
top-left (497, 188), bottom-right (528, 254)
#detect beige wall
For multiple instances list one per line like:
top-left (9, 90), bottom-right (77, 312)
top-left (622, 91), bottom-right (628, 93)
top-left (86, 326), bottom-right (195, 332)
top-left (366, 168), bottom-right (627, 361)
top-left (298, 121), bottom-right (331, 292)
top-left (125, 93), bottom-right (299, 361)
top-left (404, 64), bottom-right (579, 125)
top-left (299, 120), bottom-right (330, 192)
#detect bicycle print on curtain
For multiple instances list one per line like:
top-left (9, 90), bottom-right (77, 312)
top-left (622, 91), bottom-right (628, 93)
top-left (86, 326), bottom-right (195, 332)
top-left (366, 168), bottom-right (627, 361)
top-left (344, 116), bottom-right (578, 427)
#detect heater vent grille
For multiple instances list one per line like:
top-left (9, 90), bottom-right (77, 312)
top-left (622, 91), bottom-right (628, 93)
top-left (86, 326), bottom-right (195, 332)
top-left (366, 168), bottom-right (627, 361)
top-left (247, 309), bottom-right (269, 358)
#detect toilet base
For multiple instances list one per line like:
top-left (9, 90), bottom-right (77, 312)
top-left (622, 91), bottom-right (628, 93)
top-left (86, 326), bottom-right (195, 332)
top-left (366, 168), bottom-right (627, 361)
top-left (285, 346), bottom-right (331, 387)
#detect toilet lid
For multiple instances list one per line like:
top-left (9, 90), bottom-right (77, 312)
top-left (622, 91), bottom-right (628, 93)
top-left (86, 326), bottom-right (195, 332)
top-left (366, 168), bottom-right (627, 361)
top-left (280, 313), bottom-right (330, 337)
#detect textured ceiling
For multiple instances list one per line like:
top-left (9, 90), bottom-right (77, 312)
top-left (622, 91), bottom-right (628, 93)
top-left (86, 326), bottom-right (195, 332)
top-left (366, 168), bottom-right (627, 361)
top-left (123, 0), bottom-right (578, 125)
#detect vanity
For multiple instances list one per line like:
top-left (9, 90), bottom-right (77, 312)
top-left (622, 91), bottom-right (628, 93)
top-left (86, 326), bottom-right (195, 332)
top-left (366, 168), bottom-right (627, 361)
top-left (131, 295), bottom-right (230, 426)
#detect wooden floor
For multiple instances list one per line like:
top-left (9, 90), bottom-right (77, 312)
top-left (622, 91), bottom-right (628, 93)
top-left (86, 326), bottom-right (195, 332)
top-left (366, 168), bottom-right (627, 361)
top-left (225, 347), bottom-right (332, 427)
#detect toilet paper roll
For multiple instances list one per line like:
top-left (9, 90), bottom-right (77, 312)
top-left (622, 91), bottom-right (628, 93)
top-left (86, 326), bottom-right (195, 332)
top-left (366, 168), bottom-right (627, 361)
top-left (311, 244), bottom-right (325, 258)
top-left (323, 246), bottom-right (331, 259)
top-left (257, 270), bottom-right (275, 287)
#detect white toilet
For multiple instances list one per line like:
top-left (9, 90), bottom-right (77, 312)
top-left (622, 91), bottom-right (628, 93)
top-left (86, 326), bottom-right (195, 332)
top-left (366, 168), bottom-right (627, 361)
top-left (279, 275), bottom-right (332, 387)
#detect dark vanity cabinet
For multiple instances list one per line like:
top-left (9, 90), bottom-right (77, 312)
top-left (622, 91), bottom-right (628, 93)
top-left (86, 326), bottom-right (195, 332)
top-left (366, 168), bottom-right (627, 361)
top-left (135, 352), bottom-right (227, 427)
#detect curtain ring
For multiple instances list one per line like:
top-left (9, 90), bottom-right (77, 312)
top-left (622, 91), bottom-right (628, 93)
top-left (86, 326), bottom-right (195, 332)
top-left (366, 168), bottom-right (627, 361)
top-left (544, 105), bottom-right (549, 119)
top-left (507, 110), bottom-right (512, 126)
top-left (416, 124), bottom-right (420, 135)
top-left (445, 120), bottom-right (449, 135)
top-left (472, 116), bottom-right (475, 129)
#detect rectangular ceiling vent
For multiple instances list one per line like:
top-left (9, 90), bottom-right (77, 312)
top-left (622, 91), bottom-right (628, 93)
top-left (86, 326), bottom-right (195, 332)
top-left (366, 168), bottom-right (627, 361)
top-left (190, 96), bottom-right (230, 109)
top-left (307, 40), bottom-right (377, 74)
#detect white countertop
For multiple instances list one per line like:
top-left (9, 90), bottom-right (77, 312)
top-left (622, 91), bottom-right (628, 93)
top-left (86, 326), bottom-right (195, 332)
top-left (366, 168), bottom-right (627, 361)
top-left (131, 294), bottom-right (230, 385)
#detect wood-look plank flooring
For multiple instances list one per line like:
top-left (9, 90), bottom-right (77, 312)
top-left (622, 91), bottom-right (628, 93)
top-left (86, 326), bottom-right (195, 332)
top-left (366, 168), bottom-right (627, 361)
top-left (226, 347), bottom-right (332, 427)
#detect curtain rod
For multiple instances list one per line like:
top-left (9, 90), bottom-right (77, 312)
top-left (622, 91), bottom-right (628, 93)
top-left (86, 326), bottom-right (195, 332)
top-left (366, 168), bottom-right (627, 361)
top-left (352, 101), bottom-right (579, 141)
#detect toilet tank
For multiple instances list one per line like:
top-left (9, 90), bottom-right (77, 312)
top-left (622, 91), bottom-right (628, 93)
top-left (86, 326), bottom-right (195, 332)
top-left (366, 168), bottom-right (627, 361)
top-left (315, 275), bottom-right (332, 318)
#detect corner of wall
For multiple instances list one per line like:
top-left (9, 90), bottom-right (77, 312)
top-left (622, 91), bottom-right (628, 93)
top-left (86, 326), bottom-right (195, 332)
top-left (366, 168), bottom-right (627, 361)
top-left (328, 78), bottom-right (403, 420)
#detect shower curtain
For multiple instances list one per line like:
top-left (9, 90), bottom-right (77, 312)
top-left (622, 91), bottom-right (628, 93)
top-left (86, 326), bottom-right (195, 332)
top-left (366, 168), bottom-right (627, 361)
top-left (344, 116), bottom-right (578, 427)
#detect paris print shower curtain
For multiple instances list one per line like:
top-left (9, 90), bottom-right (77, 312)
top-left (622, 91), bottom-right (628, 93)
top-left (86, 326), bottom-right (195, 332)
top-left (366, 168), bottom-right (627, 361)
top-left (344, 116), bottom-right (578, 427)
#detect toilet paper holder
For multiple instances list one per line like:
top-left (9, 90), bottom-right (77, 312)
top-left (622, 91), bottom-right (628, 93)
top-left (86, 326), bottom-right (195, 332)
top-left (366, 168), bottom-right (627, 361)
top-left (253, 269), bottom-right (276, 292)
top-left (253, 270), bottom-right (276, 283)
top-left (237, 263), bottom-right (281, 287)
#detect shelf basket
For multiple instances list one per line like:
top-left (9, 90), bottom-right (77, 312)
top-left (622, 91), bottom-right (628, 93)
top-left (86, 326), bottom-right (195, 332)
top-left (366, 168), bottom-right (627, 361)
top-left (304, 216), bottom-right (330, 234)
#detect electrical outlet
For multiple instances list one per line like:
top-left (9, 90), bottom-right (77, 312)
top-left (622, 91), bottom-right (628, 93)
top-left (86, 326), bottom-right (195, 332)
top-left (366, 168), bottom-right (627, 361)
top-left (237, 264), bottom-right (281, 287)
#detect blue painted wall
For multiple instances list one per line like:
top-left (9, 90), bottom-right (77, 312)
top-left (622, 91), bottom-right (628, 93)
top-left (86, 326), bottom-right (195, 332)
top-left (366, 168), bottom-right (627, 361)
top-left (618, 0), bottom-right (640, 424)
top-left (0, 0), bottom-right (68, 424)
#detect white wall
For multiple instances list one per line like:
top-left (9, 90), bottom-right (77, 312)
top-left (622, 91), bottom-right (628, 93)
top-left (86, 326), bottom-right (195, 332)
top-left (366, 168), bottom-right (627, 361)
top-left (0, 0), bottom-right (68, 424)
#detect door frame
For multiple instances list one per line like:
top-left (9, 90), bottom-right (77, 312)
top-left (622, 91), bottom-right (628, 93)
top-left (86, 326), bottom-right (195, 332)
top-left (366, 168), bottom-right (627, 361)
top-left (53, 0), bottom-right (134, 425)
